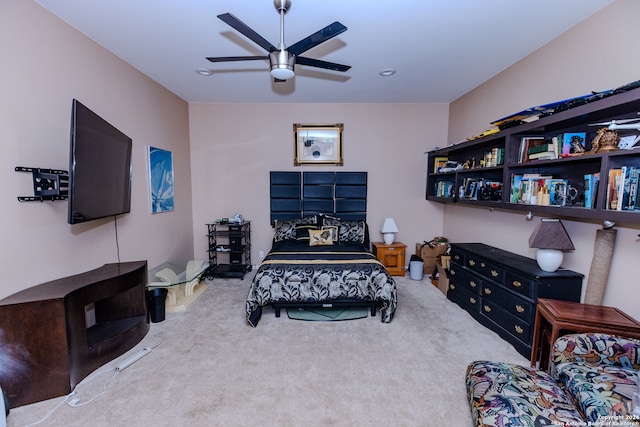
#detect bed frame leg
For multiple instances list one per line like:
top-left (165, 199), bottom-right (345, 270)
top-left (370, 304), bottom-right (376, 317)
top-left (275, 307), bottom-right (281, 317)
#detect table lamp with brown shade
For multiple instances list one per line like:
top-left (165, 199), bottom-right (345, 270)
top-left (529, 218), bottom-right (575, 272)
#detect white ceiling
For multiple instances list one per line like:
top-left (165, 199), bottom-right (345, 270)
top-left (35, 0), bottom-right (613, 104)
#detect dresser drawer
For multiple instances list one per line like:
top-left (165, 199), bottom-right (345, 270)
top-left (481, 282), bottom-right (534, 323)
top-left (449, 263), bottom-right (482, 295)
top-left (505, 271), bottom-right (535, 299)
top-left (447, 282), bottom-right (480, 313)
top-left (450, 249), bottom-right (465, 266)
top-left (466, 255), bottom-right (505, 284)
top-left (480, 299), bottom-right (531, 344)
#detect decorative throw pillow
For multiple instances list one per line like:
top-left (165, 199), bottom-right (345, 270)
top-left (321, 225), bottom-right (339, 243)
top-left (322, 216), bottom-right (341, 227)
top-left (273, 220), bottom-right (297, 242)
top-left (339, 220), bottom-right (365, 244)
top-left (309, 229), bottom-right (334, 246)
top-left (295, 224), bottom-right (318, 243)
top-left (273, 216), bottom-right (318, 242)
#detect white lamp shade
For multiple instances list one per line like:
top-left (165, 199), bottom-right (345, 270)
top-left (381, 218), bottom-right (398, 245)
top-left (381, 218), bottom-right (399, 233)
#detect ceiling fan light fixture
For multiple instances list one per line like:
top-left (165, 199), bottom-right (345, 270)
top-left (269, 50), bottom-right (295, 80)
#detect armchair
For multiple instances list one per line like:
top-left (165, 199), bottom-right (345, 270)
top-left (551, 333), bottom-right (640, 423)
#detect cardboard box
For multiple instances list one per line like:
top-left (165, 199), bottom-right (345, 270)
top-left (415, 243), bottom-right (448, 274)
top-left (423, 257), bottom-right (438, 275)
top-left (415, 243), bottom-right (448, 259)
top-left (436, 256), bottom-right (450, 295)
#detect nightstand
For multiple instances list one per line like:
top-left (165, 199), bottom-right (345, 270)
top-left (372, 242), bottom-right (407, 276)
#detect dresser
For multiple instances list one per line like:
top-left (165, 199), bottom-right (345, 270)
top-left (447, 243), bottom-right (583, 358)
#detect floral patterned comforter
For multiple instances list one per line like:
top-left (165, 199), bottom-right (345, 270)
top-left (246, 242), bottom-right (397, 327)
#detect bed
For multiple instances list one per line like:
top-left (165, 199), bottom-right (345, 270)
top-left (245, 216), bottom-right (397, 326)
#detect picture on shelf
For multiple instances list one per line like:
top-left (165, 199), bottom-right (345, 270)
top-left (433, 156), bottom-right (448, 173)
top-left (561, 132), bottom-right (586, 155)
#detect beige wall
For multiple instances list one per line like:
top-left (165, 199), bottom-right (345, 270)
top-left (0, 1), bottom-right (194, 298)
top-left (447, 0), bottom-right (640, 319)
top-left (188, 103), bottom-right (448, 263)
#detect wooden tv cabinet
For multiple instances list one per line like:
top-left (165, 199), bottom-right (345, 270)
top-left (0, 261), bottom-right (149, 408)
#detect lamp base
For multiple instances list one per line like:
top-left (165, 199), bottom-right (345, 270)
top-left (536, 248), bottom-right (563, 272)
top-left (383, 233), bottom-right (395, 245)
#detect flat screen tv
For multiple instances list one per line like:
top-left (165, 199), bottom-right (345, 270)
top-left (68, 99), bottom-right (132, 224)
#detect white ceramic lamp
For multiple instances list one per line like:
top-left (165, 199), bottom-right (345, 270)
top-left (381, 218), bottom-right (399, 245)
top-left (528, 218), bottom-right (574, 272)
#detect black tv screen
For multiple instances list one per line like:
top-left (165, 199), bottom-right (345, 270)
top-left (68, 99), bottom-right (132, 224)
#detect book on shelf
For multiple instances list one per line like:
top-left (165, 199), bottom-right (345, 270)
top-left (617, 166), bottom-right (629, 211)
top-left (611, 166), bottom-right (640, 211)
top-left (583, 173), bottom-right (600, 209)
top-left (606, 168), bottom-right (623, 210)
top-left (435, 180), bottom-right (454, 198)
top-left (627, 167), bottom-right (640, 210)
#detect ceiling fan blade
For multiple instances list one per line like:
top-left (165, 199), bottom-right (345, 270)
top-left (207, 56), bottom-right (268, 63)
top-left (296, 56), bottom-right (351, 72)
top-left (288, 22), bottom-right (347, 56)
top-left (217, 13), bottom-right (276, 52)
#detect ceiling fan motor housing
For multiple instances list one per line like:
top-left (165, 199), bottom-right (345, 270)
top-left (270, 50), bottom-right (295, 80)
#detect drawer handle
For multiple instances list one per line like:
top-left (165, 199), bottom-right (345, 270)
top-left (454, 255), bottom-right (460, 261)
top-left (491, 270), bottom-right (499, 277)
top-left (449, 284), bottom-right (456, 290)
top-left (512, 280), bottom-right (522, 288)
top-left (470, 297), bottom-right (476, 304)
top-left (480, 262), bottom-right (486, 268)
top-left (469, 260), bottom-right (476, 266)
top-left (483, 305), bottom-right (491, 313)
top-left (469, 281), bottom-right (477, 288)
top-left (514, 325), bottom-right (524, 334)
top-left (484, 288), bottom-right (492, 295)
top-left (515, 304), bottom-right (525, 313)
top-left (450, 270), bottom-right (456, 276)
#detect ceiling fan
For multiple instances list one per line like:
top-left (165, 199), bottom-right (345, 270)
top-left (206, 0), bottom-right (350, 81)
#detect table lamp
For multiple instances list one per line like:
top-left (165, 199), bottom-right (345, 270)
top-left (528, 218), bottom-right (574, 272)
top-left (381, 218), bottom-right (399, 245)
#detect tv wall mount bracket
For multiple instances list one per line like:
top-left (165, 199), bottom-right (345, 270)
top-left (15, 166), bottom-right (69, 202)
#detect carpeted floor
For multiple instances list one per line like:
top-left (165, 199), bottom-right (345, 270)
top-left (8, 274), bottom-right (527, 426)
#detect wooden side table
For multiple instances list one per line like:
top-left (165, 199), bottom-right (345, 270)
top-left (530, 298), bottom-right (640, 371)
top-left (372, 242), bottom-right (407, 276)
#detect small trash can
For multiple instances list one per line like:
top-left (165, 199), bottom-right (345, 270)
top-left (409, 255), bottom-right (424, 281)
top-left (146, 288), bottom-right (168, 323)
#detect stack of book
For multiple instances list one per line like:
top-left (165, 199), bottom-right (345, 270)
top-left (518, 137), bottom-right (558, 163)
top-left (606, 166), bottom-right (640, 211)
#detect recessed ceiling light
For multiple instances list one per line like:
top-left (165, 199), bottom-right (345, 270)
top-left (379, 68), bottom-right (396, 77)
top-left (195, 68), bottom-right (213, 76)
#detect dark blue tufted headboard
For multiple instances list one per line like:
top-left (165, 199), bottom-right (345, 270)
top-left (270, 171), bottom-right (367, 224)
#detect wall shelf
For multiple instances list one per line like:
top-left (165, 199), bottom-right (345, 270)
top-left (426, 86), bottom-right (640, 223)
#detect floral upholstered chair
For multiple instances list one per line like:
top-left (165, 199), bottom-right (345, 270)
top-left (550, 333), bottom-right (640, 424)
